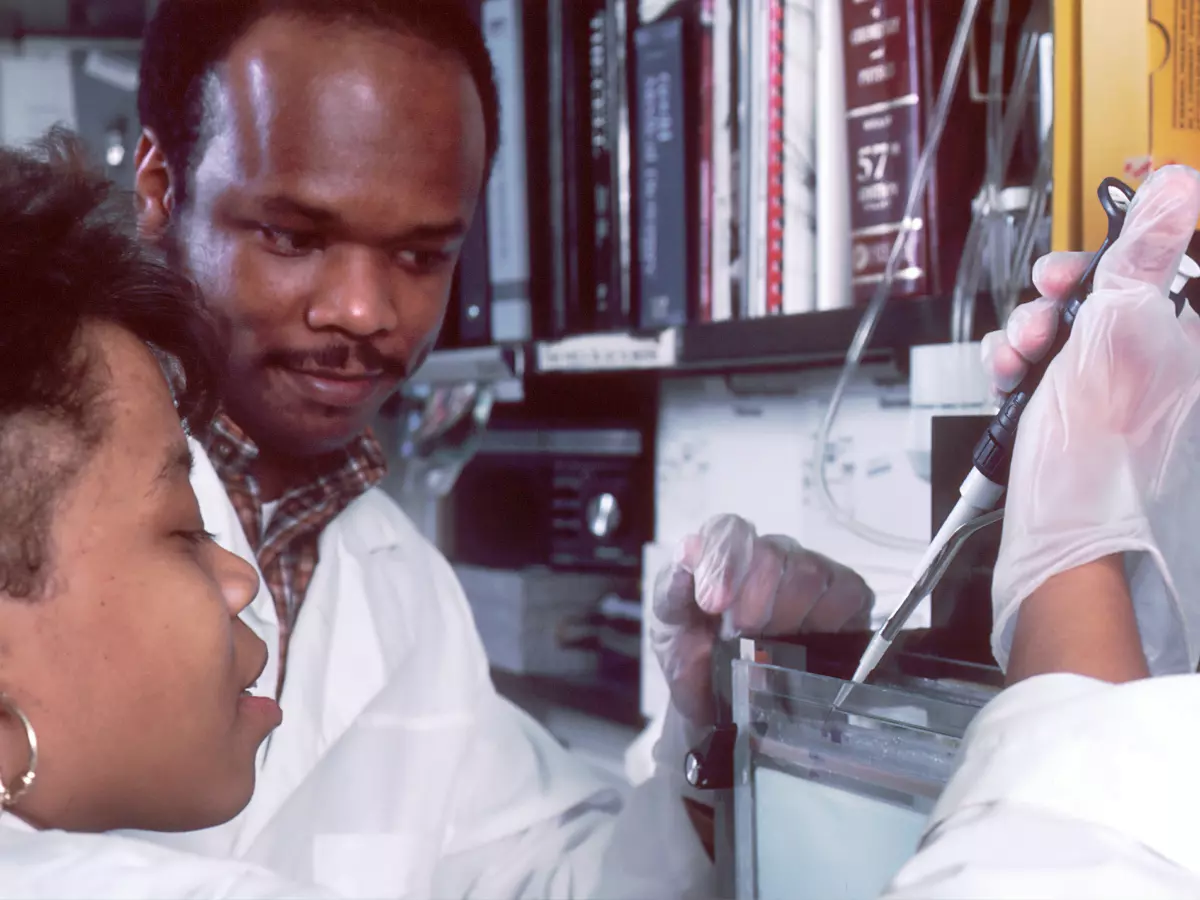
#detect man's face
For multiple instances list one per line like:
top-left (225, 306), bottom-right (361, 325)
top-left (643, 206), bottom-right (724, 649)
top-left (139, 15), bottom-right (487, 458)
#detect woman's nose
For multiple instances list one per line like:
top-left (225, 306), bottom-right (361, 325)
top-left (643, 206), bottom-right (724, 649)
top-left (216, 545), bottom-right (261, 615)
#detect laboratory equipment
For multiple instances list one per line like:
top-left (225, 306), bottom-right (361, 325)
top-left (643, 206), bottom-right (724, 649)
top-left (837, 175), bottom-right (1200, 708)
top-left (831, 509), bottom-right (1004, 713)
top-left (931, 179), bottom-right (1136, 578)
top-left (905, 341), bottom-right (992, 481)
top-left (729, 645), bottom-right (997, 899)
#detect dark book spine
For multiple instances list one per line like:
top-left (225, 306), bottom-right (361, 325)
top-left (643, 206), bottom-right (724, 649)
top-left (589, 2), bottom-right (623, 330)
top-left (456, 0), bottom-right (492, 346)
top-left (521, 0), bottom-right (554, 339)
top-left (547, 0), bottom-right (569, 337)
top-left (557, 0), bottom-right (601, 336)
top-left (634, 17), bottom-right (692, 328)
top-left (481, 0), bottom-right (533, 342)
top-left (697, 0), bottom-right (715, 322)
top-left (841, 0), bottom-right (928, 301)
top-left (456, 206), bottom-right (492, 345)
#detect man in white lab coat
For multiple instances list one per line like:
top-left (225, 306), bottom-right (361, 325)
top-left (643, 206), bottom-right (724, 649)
top-left (121, 1), bottom-right (874, 897)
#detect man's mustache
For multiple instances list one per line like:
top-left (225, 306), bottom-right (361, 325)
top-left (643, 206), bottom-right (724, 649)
top-left (262, 344), bottom-right (407, 377)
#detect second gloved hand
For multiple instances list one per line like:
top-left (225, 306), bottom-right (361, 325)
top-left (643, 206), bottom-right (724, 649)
top-left (982, 165), bottom-right (1200, 675)
top-left (650, 514), bottom-right (872, 726)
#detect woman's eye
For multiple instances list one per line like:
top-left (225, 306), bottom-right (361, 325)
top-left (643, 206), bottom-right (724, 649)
top-left (177, 529), bottom-right (217, 547)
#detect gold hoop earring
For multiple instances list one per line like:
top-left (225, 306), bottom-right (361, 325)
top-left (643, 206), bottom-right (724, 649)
top-left (0, 693), bottom-right (37, 810)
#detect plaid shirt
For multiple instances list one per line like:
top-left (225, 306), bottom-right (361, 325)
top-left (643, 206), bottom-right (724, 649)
top-left (200, 413), bottom-right (386, 693)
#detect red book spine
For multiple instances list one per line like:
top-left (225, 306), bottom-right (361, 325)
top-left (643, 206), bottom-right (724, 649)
top-left (765, 0), bottom-right (786, 315)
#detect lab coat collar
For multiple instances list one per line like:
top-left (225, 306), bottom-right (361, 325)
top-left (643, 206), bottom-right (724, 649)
top-left (0, 812), bottom-right (34, 834)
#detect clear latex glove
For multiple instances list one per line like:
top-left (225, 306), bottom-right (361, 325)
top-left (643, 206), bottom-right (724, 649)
top-left (981, 164), bottom-right (1200, 674)
top-left (650, 514), bottom-right (872, 726)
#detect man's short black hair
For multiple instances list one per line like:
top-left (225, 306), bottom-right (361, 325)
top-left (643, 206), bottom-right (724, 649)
top-left (0, 127), bottom-right (219, 600)
top-left (138, 0), bottom-right (500, 206)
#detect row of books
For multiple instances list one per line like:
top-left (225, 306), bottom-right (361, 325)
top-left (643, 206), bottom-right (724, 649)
top-left (438, 0), bottom-right (1045, 350)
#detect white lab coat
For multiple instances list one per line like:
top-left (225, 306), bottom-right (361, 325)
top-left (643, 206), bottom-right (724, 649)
top-left (123, 441), bottom-right (712, 899)
top-left (5, 442), bottom-right (1200, 897)
top-left (882, 673), bottom-right (1200, 899)
top-left (7, 669), bottom-right (1200, 899)
top-left (0, 813), bottom-right (333, 899)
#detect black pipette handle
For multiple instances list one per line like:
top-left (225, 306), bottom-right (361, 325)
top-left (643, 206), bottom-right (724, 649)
top-left (972, 178), bottom-right (1135, 487)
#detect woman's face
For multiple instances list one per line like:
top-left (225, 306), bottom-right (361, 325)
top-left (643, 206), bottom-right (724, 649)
top-left (0, 321), bottom-right (280, 833)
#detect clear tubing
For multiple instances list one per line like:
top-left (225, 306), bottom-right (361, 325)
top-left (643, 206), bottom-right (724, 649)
top-left (812, 0), bottom-right (984, 553)
top-left (983, 0), bottom-right (1011, 301)
top-left (981, 27), bottom-right (1040, 333)
top-left (951, 25), bottom-right (1040, 343)
top-left (996, 32), bottom-right (1041, 189)
top-left (985, 0), bottom-right (1010, 192)
top-left (950, 215), bottom-right (989, 344)
top-left (1005, 128), bottom-right (1054, 320)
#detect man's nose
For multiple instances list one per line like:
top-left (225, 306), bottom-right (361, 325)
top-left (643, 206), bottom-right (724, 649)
top-left (306, 245), bottom-right (399, 337)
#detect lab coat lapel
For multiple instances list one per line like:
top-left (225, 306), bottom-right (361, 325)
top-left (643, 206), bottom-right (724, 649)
top-left (234, 494), bottom-right (399, 850)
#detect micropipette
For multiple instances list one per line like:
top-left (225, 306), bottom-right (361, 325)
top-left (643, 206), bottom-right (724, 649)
top-left (830, 176), bottom-right (1156, 716)
top-left (831, 509), bottom-right (1004, 714)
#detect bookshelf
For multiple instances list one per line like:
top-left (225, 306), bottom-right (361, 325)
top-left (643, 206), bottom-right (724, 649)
top-left (410, 295), bottom-right (1000, 388)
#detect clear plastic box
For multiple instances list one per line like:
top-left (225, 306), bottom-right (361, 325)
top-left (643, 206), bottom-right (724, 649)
top-left (732, 660), bottom-right (994, 900)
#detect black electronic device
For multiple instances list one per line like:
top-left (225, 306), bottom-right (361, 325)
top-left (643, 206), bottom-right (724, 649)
top-left (449, 426), bottom-right (652, 573)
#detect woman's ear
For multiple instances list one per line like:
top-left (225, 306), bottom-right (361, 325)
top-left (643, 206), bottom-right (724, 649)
top-left (134, 129), bottom-right (175, 244)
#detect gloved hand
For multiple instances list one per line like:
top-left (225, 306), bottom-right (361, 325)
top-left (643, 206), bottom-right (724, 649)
top-left (981, 164), bottom-right (1200, 674)
top-left (650, 514), bottom-right (873, 726)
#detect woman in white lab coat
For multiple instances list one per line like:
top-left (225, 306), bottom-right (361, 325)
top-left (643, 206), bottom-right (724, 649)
top-left (0, 133), bottom-right (329, 898)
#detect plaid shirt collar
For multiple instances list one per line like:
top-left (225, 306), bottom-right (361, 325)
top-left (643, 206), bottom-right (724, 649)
top-left (198, 411), bottom-right (387, 692)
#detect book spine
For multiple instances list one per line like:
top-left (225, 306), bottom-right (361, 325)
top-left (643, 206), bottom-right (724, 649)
top-left (521, 0), bottom-right (553, 338)
top-left (589, 4), bottom-right (620, 330)
top-left (481, 0), bottom-right (534, 341)
top-left (765, 0), bottom-right (785, 315)
top-left (456, 198), bottom-right (493, 345)
top-left (634, 17), bottom-right (691, 328)
top-left (781, 0), bottom-right (818, 315)
top-left (447, 0), bottom-right (492, 346)
top-left (560, 0), bottom-right (598, 336)
top-left (697, 0), bottom-right (715, 322)
top-left (613, 0), bottom-right (637, 328)
top-left (840, 0), bottom-right (928, 301)
top-left (548, 0), bottom-right (569, 337)
top-left (710, 0), bottom-right (734, 321)
top-left (814, 0), bottom-right (853, 311)
top-left (742, 0), bottom-right (767, 318)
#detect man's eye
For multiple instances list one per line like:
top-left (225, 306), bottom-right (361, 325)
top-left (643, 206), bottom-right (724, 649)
top-left (395, 248), bottom-right (451, 271)
top-left (259, 225), bottom-right (321, 256)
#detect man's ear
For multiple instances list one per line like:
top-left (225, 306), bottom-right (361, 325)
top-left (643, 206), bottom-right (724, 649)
top-left (134, 129), bottom-right (176, 243)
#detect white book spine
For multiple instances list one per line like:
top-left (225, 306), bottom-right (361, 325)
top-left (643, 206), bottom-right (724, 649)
top-left (782, 0), bottom-right (819, 315)
top-left (711, 0), bottom-right (734, 321)
top-left (815, 0), bottom-right (853, 311)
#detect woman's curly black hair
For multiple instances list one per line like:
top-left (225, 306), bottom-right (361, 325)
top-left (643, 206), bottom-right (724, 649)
top-left (0, 127), bottom-right (220, 599)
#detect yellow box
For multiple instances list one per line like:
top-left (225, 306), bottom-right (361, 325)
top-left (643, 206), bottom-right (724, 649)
top-left (1051, 0), bottom-right (1081, 252)
top-left (1055, 0), bottom-right (1200, 251)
